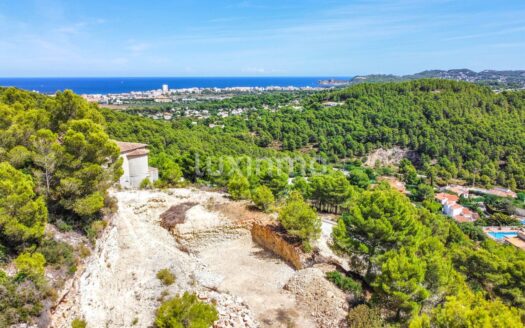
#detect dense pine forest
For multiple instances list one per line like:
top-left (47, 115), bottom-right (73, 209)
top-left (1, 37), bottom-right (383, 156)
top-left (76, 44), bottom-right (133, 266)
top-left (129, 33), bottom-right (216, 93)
top-left (1, 81), bottom-right (525, 327)
top-left (215, 80), bottom-right (525, 189)
top-left (103, 80), bottom-right (525, 326)
top-left (0, 88), bottom-right (121, 326)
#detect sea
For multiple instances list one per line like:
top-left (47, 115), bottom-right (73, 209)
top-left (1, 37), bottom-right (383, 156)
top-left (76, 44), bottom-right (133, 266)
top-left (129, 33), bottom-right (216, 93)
top-left (0, 77), bottom-right (347, 95)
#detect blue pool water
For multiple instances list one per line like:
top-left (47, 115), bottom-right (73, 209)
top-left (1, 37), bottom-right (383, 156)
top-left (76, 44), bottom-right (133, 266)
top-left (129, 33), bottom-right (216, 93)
top-left (488, 231), bottom-right (518, 239)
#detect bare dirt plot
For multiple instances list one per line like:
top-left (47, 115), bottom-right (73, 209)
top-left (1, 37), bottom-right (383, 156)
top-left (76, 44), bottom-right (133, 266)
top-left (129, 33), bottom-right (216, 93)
top-left (197, 234), bottom-right (317, 328)
top-left (50, 188), bottom-right (347, 328)
top-left (50, 189), bottom-right (238, 328)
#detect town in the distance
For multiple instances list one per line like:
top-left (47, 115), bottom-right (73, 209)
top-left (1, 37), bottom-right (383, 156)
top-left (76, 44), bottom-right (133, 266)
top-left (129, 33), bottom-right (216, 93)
top-left (1, 0), bottom-right (525, 327)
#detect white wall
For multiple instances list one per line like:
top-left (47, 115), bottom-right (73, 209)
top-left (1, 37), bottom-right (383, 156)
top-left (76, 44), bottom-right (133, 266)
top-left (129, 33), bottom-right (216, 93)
top-left (119, 152), bottom-right (158, 189)
top-left (128, 155), bottom-right (150, 188)
top-left (119, 155), bottom-right (131, 188)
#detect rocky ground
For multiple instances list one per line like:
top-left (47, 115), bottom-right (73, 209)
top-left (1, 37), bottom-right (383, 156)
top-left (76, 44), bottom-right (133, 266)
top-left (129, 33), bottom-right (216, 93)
top-left (364, 146), bottom-right (411, 167)
top-left (49, 188), bottom-right (348, 328)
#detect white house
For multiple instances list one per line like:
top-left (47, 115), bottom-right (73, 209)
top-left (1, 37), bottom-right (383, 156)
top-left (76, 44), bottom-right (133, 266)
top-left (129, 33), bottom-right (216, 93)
top-left (435, 192), bottom-right (479, 223)
top-left (116, 141), bottom-right (158, 188)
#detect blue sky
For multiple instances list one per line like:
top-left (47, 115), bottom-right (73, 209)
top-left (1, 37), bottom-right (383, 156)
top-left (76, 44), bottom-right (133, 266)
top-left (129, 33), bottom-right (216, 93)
top-left (0, 0), bottom-right (524, 77)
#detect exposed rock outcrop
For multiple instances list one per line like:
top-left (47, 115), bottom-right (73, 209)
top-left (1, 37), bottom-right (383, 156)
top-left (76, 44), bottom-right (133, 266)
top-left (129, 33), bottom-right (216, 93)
top-left (251, 223), bottom-right (307, 270)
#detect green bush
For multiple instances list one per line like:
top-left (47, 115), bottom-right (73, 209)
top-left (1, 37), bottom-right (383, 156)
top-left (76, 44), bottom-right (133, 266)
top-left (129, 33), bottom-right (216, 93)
top-left (55, 219), bottom-right (73, 232)
top-left (156, 268), bottom-right (176, 286)
top-left (155, 292), bottom-right (218, 328)
top-left (151, 152), bottom-right (183, 186)
top-left (72, 192), bottom-right (105, 217)
top-left (457, 222), bottom-right (486, 242)
top-left (326, 271), bottom-right (362, 293)
top-left (14, 252), bottom-right (46, 277)
top-left (251, 185), bottom-right (275, 212)
top-left (348, 169), bottom-right (370, 189)
top-left (85, 220), bottom-right (107, 243)
top-left (140, 178), bottom-right (153, 189)
top-left (39, 238), bottom-right (76, 273)
top-left (347, 304), bottom-right (383, 328)
top-left (71, 318), bottom-right (87, 328)
top-left (413, 184), bottom-right (435, 202)
top-left (0, 243), bottom-right (7, 263)
top-left (278, 192), bottom-right (320, 251)
top-left (0, 269), bottom-right (45, 326)
top-left (227, 173), bottom-right (250, 200)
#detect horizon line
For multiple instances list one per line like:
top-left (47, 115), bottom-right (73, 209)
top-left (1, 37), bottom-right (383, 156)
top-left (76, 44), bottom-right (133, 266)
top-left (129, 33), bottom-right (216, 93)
top-left (0, 75), bottom-right (352, 79)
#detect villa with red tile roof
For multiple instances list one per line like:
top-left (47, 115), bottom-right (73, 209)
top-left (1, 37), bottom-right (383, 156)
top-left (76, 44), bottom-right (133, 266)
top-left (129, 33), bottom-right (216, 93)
top-left (435, 192), bottom-right (479, 223)
top-left (435, 193), bottom-right (459, 205)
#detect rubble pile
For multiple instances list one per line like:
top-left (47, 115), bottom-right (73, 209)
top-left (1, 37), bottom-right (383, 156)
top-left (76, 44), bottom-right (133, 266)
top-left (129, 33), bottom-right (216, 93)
top-left (284, 268), bottom-right (349, 328)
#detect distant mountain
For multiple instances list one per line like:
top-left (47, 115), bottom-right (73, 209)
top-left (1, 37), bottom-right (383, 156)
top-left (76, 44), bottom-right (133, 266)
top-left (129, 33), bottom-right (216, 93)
top-left (321, 69), bottom-right (525, 89)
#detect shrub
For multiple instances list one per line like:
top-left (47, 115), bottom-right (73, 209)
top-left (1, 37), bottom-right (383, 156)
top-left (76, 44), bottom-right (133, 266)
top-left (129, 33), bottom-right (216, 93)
top-left (71, 318), bottom-right (87, 328)
top-left (102, 195), bottom-right (119, 215)
top-left (85, 220), bottom-right (107, 243)
top-left (156, 268), bottom-right (176, 286)
top-left (348, 169), bottom-right (370, 189)
top-left (326, 271), bottom-right (362, 293)
top-left (0, 269), bottom-right (45, 326)
top-left (155, 292), bottom-right (218, 328)
top-left (414, 184), bottom-right (435, 202)
top-left (140, 178), bottom-right (153, 189)
top-left (151, 152), bottom-right (183, 186)
top-left (0, 243), bottom-right (7, 263)
top-left (78, 244), bottom-right (91, 258)
top-left (347, 305), bottom-right (383, 328)
top-left (278, 191), bottom-right (321, 251)
top-left (39, 238), bottom-right (76, 273)
top-left (227, 173), bottom-right (250, 200)
top-left (55, 219), bottom-right (73, 232)
top-left (72, 192), bottom-right (105, 217)
top-left (251, 185), bottom-right (275, 212)
top-left (14, 252), bottom-right (46, 277)
top-left (457, 222), bottom-right (486, 242)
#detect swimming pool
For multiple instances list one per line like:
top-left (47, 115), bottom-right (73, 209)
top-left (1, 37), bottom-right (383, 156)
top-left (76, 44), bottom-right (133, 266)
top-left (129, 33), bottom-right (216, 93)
top-left (488, 231), bottom-right (518, 239)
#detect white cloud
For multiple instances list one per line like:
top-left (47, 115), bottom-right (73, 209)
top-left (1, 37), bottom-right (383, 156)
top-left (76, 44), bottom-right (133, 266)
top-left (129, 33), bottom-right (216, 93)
top-left (127, 41), bottom-right (151, 54)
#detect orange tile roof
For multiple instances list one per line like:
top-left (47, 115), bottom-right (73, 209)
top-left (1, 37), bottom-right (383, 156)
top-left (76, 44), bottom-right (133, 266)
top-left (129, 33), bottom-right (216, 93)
top-left (451, 204), bottom-right (463, 210)
top-left (454, 215), bottom-right (473, 223)
top-left (436, 193), bottom-right (459, 203)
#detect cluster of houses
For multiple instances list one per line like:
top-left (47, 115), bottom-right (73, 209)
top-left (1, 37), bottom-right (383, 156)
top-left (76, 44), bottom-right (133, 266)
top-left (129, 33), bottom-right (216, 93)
top-left (435, 184), bottom-right (525, 251)
top-left (435, 184), bottom-right (518, 224)
top-left (435, 192), bottom-right (479, 223)
top-left (140, 107), bottom-right (259, 121)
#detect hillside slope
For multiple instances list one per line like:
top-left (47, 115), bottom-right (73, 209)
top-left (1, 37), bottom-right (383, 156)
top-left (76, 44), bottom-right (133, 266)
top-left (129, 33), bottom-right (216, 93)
top-left (219, 80), bottom-right (525, 189)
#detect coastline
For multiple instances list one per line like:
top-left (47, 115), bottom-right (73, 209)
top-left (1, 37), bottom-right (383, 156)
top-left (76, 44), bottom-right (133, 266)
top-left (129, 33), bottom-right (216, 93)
top-left (0, 76), bottom-right (350, 95)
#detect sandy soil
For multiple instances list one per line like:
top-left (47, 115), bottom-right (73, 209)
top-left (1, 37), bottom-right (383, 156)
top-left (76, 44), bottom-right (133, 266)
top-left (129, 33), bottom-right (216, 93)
top-left (198, 234), bottom-right (317, 328)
